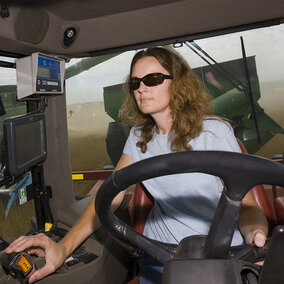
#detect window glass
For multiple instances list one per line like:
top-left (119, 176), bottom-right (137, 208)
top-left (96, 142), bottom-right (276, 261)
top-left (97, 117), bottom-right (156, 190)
top-left (66, 24), bottom-right (284, 195)
top-left (65, 52), bottom-right (137, 194)
top-left (0, 56), bottom-right (33, 239)
top-left (177, 24), bottom-right (284, 158)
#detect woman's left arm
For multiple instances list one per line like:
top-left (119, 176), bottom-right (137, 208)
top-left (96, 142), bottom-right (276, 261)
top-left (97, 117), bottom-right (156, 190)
top-left (238, 190), bottom-right (268, 247)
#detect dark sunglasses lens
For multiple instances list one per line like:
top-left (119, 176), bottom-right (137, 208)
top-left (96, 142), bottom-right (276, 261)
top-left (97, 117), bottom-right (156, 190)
top-left (143, 74), bottom-right (163, 87)
top-left (129, 74), bottom-right (169, 90)
top-left (129, 78), bottom-right (141, 90)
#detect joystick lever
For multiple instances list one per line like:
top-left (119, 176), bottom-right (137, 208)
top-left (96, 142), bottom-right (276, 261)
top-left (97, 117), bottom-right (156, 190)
top-left (0, 251), bottom-right (34, 283)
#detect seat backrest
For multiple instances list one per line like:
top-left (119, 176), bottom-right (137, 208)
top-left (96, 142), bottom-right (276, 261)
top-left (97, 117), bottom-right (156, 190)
top-left (131, 183), bottom-right (154, 234)
top-left (274, 196), bottom-right (284, 224)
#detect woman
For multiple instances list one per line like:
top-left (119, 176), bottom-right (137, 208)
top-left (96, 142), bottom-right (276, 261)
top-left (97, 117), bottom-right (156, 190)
top-left (119, 47), bottom-right (268, 283)
top-left (6, 47), bottom-right (268, 284)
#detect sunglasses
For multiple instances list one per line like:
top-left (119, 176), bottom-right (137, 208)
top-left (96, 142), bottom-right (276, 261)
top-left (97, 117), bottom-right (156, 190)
top-left (129, 73), bottom-right (173, 91)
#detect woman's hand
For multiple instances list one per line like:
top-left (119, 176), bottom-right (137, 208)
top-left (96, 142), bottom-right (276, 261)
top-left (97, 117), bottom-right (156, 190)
top-left (244, 229), bottom-right (267, 265)
top-left (245, 229), bottom-right (267, 248)
top-left (5, 233), bottom-right (67, 283)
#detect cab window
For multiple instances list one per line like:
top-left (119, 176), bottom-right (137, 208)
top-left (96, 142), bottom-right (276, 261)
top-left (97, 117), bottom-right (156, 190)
top-left (0, 56), bottom-right (34, 239)
top-left (66, 24), bottom-right (284, 195)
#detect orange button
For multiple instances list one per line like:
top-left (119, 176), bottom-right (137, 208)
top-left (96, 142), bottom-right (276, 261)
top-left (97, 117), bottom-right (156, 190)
top-left (18, 256), bottom-right (31, 274)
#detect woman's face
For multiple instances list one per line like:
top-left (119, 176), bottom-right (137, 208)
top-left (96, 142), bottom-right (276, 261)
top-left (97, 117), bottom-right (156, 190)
top-left (131, 56), bottom-right (172, 120)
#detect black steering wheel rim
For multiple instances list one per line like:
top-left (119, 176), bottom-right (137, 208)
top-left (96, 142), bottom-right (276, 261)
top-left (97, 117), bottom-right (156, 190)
top-left (95, 151), bottom-right (284, 264)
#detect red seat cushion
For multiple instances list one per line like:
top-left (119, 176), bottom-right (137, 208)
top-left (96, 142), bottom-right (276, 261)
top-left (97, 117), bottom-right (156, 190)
top-left (274, 196), bottom-right (284, 225)
top-left (127, 277), bottom-right (139, 284)
top-left (132, 183), bottom-right (154, 234)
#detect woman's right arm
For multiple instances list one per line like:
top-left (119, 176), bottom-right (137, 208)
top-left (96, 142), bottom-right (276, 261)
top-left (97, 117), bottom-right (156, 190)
top-left (61, 152), bottom-right (135, 256)
top-left (5, 153), bottom-right (134, 283)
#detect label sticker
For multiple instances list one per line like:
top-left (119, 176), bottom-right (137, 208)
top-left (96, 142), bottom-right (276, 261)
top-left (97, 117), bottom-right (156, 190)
top-left (72, 174), bottom-right (84, 180)
top-left (19, 187), bottom-right (27, 205)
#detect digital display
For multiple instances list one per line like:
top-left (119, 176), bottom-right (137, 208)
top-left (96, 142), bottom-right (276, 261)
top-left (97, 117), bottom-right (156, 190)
top-left (16, 52), bottom-right (65, 99)
top-left (15, 119), bottom-right (45, 168)
top-left (3, 113), bottom-right (47, 176)
top-left (37, 66), bottom-right (50, 79)
top-left (36, 54), bottom-right (62, 93)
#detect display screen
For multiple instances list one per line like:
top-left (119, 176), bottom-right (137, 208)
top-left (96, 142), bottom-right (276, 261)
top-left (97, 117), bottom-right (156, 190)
top-left (36, 55), bottom-right (62, 93)
top-left (3, 113), bottom-right (47, 176)
top-left (37, 66), bottom-right (51, 79)
top-left (15, 119), bottom-right (45, 168)
top-left (16, 52), bottom-right (64, 99)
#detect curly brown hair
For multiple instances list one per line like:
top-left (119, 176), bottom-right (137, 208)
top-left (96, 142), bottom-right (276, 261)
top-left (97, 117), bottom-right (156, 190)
top-left (119, 47), bottom-right (213, 153)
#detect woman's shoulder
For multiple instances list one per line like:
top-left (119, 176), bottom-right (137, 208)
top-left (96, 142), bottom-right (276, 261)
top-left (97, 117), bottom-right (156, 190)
top-left (198, 117), bottom-right (241, 152)
top-left (203, 117), bottom-right (233, 134)
top-left (128, 125), bottom-right (142, 140)
top-left (130, 125), bottom-right (141, 133)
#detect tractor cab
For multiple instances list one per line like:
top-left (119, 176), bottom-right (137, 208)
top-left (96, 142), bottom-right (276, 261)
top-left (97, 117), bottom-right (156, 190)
top-left (0, 1), bottom-right (283, 283)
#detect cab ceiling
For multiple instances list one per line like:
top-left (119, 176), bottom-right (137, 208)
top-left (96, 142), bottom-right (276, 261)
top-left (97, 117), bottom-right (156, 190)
top-left (0, 0), bottom-right (283, 58)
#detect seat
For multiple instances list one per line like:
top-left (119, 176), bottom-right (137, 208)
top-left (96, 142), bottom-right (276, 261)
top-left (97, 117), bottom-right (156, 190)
top-left (131, 183), bottom-right (154, 234)
top-left (275, 197), bottom-right (284, 224)
top-left (271, 155), bottom-right (284, 225)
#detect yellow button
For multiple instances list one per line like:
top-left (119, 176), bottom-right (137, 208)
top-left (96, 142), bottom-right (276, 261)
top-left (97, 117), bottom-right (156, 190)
top-left (45, 222), bottom-right (53, 232)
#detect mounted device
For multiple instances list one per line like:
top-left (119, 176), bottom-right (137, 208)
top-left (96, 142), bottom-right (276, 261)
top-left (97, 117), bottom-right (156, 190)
top-left (16, 53), bottom-right (65, 100)
top-left (3, 113), bottom-right (47, 177)
top-left (1, 251), bottom-right (34, 283)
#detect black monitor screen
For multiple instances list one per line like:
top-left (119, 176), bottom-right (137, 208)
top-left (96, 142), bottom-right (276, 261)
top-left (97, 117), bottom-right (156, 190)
top-left (3, 113), bottom-right (47, 176)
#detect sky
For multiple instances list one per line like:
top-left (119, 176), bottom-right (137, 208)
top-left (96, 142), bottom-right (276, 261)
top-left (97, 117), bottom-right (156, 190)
top-left (1, 24), bottom-right (283, 105)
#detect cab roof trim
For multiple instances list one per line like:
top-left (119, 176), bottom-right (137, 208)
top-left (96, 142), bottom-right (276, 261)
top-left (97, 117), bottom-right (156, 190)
top-left (0, 0), bottom-right (283, 58)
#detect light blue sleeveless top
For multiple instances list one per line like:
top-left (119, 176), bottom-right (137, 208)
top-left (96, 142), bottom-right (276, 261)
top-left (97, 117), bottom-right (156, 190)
top-left (123, 119), bottom-right (244, 245)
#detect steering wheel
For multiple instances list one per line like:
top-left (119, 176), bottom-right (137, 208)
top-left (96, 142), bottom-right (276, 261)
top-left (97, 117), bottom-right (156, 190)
top-left (95, 151), bottom-right (284, 265)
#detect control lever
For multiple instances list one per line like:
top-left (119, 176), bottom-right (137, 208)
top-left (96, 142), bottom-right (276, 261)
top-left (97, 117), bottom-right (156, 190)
top-left (0, 251), bottom-right (34, 284)
top-left (230, 239), bottom-right (271, 262)
top-left (65, 247), bottom-right (98, 267)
